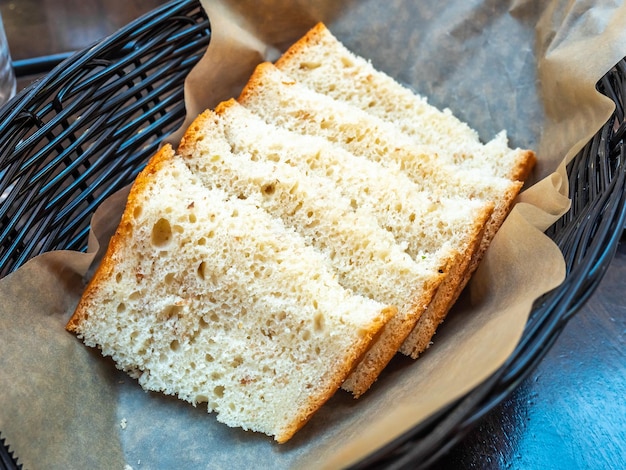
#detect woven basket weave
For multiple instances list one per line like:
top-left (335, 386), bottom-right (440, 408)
top-left (1, 1), bottom-right (625, 468)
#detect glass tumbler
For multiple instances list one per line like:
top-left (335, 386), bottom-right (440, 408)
top-left (0, 11), bottom-right (15, 106)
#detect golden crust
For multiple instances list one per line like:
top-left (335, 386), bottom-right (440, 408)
top-left (400, 180), bottom-right (523, 358)
top-left (237, 62), bottom-right (285, 105)
top-left (274, 22), bottom-right (329, 70)
top-left (177, 109), bottom-right (217, 158)
top-left (510, 149), bottom-right (537, 182)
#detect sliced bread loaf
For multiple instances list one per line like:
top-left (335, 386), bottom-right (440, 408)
top-left (66, 144), bottom-right (395, 442)
top-left (209, 99), bottom-right (494, 394)
top-left (66, 22), bottom-right (536, 443)
top-left (274, 22), bottom-right (536, 182)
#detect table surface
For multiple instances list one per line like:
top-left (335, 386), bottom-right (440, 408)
top-left (1, 1), bottom-right (624, 468)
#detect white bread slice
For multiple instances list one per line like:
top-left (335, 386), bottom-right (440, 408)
top-left (209, 99), bottom-right (494, 394)
top-left (177, 107), bottom-right (453, 397)
top-left (237, 63), bottom-right (522, 357)
top-left (66, 145), bottom-right (395, 443)
top-left (274, 23), bottom-right (536, 182)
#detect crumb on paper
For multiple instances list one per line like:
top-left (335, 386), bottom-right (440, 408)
top-left (123, 463), bottom-right (140, 470)
top-left (120, 417), bottom-right (127, 430)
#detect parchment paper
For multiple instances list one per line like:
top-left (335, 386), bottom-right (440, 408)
top-left (2, 0), bottom-right (626, 468)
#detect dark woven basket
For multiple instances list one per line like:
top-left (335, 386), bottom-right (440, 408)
top-left (1, 0), bottom-right (625, 468)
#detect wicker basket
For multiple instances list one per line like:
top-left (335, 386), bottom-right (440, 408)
top-left (1, 0), bottom-right (625, 468)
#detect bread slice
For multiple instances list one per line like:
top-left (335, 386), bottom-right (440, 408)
top-left (66, 144), bottom-right (395, 443)
top-left (274, 22), bottom-right (536, 182)
top-left (205, 99), bottom-right (494, 395)
top-left (237, 63), bottom-right (522, 358)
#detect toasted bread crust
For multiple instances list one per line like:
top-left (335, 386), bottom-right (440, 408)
top-left (274, 22), bottom-right (329, 69)
top-left (510, 149), bottom-right (537, 182)
top-left (279, 304), bottom-right (395, 442)
top-left (340, 271), bottom-right (445, 397)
